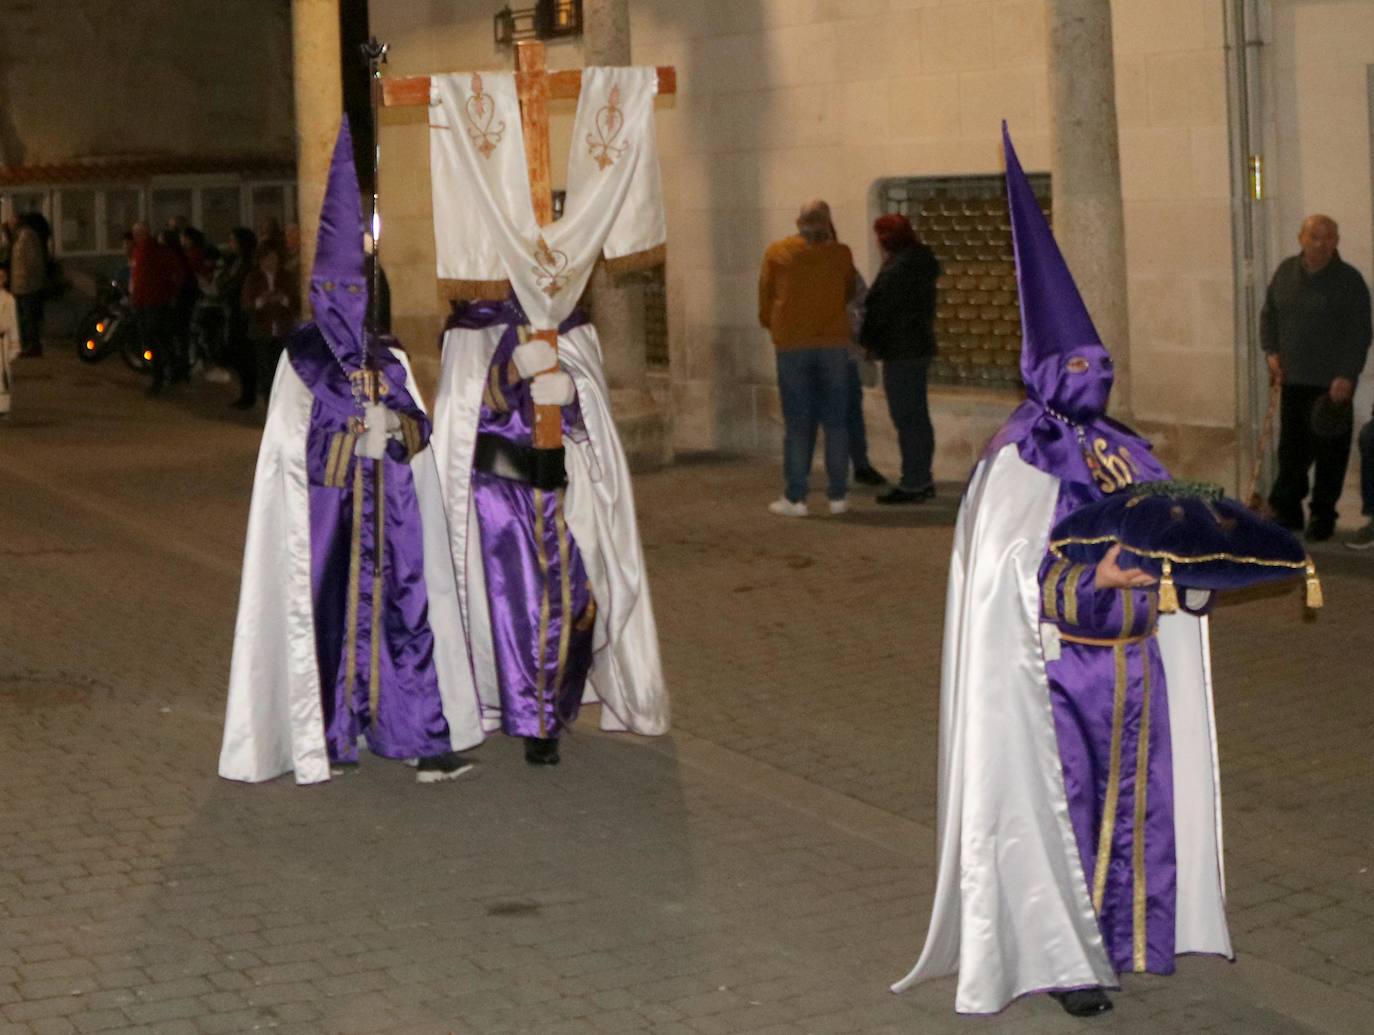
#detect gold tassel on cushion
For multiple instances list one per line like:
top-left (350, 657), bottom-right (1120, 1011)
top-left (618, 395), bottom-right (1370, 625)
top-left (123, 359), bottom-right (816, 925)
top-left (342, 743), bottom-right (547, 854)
top-left (1305, 560), bottom-right (1323, 610)
top-left (1158, 559), bottom-right (1179, 613)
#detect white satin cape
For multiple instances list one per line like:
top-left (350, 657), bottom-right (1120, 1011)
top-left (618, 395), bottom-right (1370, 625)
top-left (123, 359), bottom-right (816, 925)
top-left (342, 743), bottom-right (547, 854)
top-left (422, 321), bottom-right (669, 737)
top-left (892, 443), bottom-right (1232, 1013)
top-left (219, 350), bottom-right (485, 785)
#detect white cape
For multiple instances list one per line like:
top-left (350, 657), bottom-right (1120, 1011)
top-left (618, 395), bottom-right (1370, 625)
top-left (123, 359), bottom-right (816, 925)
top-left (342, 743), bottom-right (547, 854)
top-left (423, 321), bottom-right (669, 736)
top-left (219, 350), bottom-right (484, 785)
top-left (892, 443), bottom-right (1232, 1013)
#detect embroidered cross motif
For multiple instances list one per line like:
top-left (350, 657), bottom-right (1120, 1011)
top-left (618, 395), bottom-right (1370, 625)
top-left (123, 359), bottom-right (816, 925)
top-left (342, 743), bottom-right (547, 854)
top-left (531, 237), bottom-right (571, 297)
top-left (465, 72), bottom-right (505, 158)
top-left (586, 84), bottom-right (628, 170)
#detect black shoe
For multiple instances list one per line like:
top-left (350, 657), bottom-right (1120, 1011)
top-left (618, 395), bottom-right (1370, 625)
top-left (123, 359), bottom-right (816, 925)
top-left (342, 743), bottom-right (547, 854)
top-left (877, 484), bottom-right (935, 505)
top-left (524, 736), bottom-right (560, 766)
top-left (853, 465), bottom-right (888, 487)
top-left (415, 751), bottom-right (476, 784)
top-left (1345, 521), bottom-right (1374, 551)
top-left (1306, 516), bottom-right (1335, 543)
top-left (1050, 989), bottom-right (1113, 1017)
top-left (230, 396), bottom-right (256, 410)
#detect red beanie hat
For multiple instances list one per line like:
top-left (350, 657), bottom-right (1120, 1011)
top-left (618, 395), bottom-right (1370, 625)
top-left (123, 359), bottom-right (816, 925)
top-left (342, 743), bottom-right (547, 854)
top-left (873, 213), bottom-right (918, 252)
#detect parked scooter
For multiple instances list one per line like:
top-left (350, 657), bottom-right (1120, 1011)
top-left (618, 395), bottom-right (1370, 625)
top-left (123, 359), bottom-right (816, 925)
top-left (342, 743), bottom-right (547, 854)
top-left (76, 280), bottom-right (152, 373)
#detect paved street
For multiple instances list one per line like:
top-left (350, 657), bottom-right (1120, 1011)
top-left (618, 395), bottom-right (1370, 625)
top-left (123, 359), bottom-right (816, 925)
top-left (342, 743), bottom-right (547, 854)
top-left (2, 350), bottom-right (1373, 1035)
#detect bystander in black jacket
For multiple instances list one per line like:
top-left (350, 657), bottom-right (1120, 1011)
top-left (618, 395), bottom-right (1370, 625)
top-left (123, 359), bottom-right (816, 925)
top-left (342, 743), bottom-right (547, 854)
top-left (1261, 252), bottom-right (1371, 387)
top-left (860, 243), bottom-right (941, 361)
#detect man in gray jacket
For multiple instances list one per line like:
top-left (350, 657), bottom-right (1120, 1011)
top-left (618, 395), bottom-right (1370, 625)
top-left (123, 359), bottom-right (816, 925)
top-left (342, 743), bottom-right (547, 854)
top-left (1262, 214), bottom-right (1372, 541)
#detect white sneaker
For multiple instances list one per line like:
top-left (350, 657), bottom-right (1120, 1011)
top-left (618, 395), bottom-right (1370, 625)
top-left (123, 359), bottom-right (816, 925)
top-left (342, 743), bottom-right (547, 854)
top-left (828, 498), bottom-right (849, 515)
top-left (768, 498), bottom-right (809, 518)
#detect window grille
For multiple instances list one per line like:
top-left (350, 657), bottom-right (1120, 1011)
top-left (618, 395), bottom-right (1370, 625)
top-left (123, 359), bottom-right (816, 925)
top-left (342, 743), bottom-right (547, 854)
top-left (877, 173), bottom-right (1050, 389)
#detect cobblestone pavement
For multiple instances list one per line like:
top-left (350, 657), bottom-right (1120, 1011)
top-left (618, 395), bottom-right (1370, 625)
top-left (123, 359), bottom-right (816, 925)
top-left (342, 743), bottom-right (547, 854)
top-left (1, 352), bottom-right (1372, 1035)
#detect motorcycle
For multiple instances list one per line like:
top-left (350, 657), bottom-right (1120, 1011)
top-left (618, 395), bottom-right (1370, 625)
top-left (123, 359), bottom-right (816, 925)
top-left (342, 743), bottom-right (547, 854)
top-left (76, 280), bottom-right (152, 373)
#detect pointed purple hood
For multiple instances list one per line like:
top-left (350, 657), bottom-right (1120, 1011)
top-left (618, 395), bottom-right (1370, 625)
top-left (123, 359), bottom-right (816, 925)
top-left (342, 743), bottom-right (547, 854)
top-left (982, 125), bottom-right (1167, 498)
top-left (310, 117), bottom-right (370, 374)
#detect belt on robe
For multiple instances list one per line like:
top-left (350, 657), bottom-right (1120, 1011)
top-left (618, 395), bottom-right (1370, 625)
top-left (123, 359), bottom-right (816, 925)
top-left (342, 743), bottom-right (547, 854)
top-left (1057, 627), bottom-right (1156, 648)
top-left (473, 432), bottom-right (567, 490)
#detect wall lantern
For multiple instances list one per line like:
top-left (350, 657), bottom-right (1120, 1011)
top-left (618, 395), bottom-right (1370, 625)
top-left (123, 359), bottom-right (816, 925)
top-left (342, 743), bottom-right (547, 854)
top-left (494, 0), bottom-right (583, 47)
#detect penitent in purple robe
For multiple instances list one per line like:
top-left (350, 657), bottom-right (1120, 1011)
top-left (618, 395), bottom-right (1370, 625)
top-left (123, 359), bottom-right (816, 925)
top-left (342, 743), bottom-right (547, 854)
top-left (998, 123), bottom-right (1185, 976)
top-left (458, 302), bottom-right (597, 739)
top-left (290, 325), bottom-right (452, 764)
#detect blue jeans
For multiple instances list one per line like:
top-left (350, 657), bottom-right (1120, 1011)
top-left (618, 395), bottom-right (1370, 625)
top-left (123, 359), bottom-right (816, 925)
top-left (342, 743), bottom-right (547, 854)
top-left (776, 347), bottom-right (850, 502)
top-left (883, 356), bottom-right (935, 491)
top-left (1359, 418), bottom-right (1374, 517)
top-left (845, 357), bottom-right (871, 470)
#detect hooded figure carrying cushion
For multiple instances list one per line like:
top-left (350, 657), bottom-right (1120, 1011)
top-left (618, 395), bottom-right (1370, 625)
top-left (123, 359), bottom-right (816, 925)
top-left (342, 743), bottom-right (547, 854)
top-left (891, 128), bottom-right (1233, 1016)
top-left (219, 119), bottom-right (483, 785)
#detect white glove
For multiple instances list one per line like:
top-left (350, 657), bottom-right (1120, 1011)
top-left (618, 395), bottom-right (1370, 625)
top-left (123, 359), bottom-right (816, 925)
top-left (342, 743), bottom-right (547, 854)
top-left (530, 370), bottom-right (575, 407)
top-left (512, 340), bottom-right (558, 379)
top-left (354, 403), bottom-right (389, 459)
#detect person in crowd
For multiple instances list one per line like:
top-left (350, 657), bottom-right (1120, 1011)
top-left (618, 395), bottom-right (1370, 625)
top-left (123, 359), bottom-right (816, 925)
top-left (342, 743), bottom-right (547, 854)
top-left (129, 222), bottom-right (182, 395)
top-left (256, 215), bottom-right (284, 256)
top-left (861, 213), bottom-right (941, 505)
top-left (1262, 214), bottom-right (1372, 541)
top-left (0, 266), bottom-right (19, 417)
top-left (159, 229), bottom-right (193, 382)
top-left (1347, 416), bottom-right (1374, 550)
top-left (839, 231), bottom-right (887, 487)
top-left (7, 212), bottom-right (47, 358)
top-left (757, 198), bottom-right (857, 517)
top-left (218, 227), bottom-right (258, 408)
top-left (282, 221), bottom-right (302, 291)
top-left (241, 244), bottom-right (298, 408)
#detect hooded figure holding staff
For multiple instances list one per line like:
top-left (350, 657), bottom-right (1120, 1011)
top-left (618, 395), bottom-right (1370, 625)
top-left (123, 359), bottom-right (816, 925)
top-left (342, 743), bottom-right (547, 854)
top-left (219, 118), bottom-right (483, 785)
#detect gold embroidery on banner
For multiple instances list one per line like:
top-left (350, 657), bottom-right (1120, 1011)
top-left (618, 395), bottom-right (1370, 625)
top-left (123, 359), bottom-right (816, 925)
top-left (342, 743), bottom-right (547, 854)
top-left (1043, 558), bottom-right (1069, 621)
top-left (1132, 647), bottom-right (1153, 972)
top-left (586, 83), bottom-right (629, 170)
top-left (369, 459), bottom-right (385, 727)
top-left (465, 72), bottom-right (506, 158)
top-left (1063, 564), bottom-right (1085, 626)
top-left (552, 494), bottom-right (573, 706)
top-left (1093, 645), bottom-right (1129, 914)
top-left (532, 488), bottom-right (552, 739)
top-left (344, 461), bottom-right (365, 706)
top-left (532, 237), bottom-right (571, 298)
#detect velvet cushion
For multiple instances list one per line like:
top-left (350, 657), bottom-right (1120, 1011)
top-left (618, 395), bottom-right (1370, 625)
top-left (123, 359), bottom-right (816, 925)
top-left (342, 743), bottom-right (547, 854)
top-left (1049, 481), bottom-right (1311, 591)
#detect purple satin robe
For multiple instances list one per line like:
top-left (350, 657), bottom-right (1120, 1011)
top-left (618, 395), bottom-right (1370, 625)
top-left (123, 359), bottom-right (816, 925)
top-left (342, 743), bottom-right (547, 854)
top-left (290, 325), bottom-right (451, 763)
top-left (450, 301), bottom-right (596, 739)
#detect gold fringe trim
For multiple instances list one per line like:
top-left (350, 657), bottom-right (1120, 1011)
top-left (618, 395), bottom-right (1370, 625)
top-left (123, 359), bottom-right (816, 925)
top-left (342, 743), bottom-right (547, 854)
top-left (601, 241), bottom-right (666, 277)
top-left (1158, 560), bottom-right (1179, 613)
top-left (1305, 561), bottom-right (1323, 609)
top-left (1093, 645), bottom-right (1129, 914)
top-left (438, 277), bottom-right (511, 303)
top-left (1132, 647), bottom-right (1153, 972)
top-left (1050, 535), bottom-right (1311, 571)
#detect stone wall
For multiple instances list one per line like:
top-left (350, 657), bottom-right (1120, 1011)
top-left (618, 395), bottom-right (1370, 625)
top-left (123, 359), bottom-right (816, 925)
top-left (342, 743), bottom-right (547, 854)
top-left (0, 0), bottom-right (293, 166)
top-left (366, 1), bottom-right (1252, 488)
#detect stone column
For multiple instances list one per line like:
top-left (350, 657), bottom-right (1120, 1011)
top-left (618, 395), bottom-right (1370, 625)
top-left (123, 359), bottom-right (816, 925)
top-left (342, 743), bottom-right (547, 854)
top-left (1048, 0), bottom-right (1132, 415)
top-left (291, 0), bottom-right (345, 310)
top-left (582, 0), bottom-right (672, 469)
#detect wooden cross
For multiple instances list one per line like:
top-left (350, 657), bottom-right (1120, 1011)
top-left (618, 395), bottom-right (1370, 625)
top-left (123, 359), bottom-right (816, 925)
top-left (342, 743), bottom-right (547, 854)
top-left (382, 40), bottom-right (677, 451)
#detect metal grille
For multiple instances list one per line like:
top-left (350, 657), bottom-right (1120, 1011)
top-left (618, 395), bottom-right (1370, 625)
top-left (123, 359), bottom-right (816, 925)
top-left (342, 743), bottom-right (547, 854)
top-left (878, 174), bottom-right (1050, 389)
